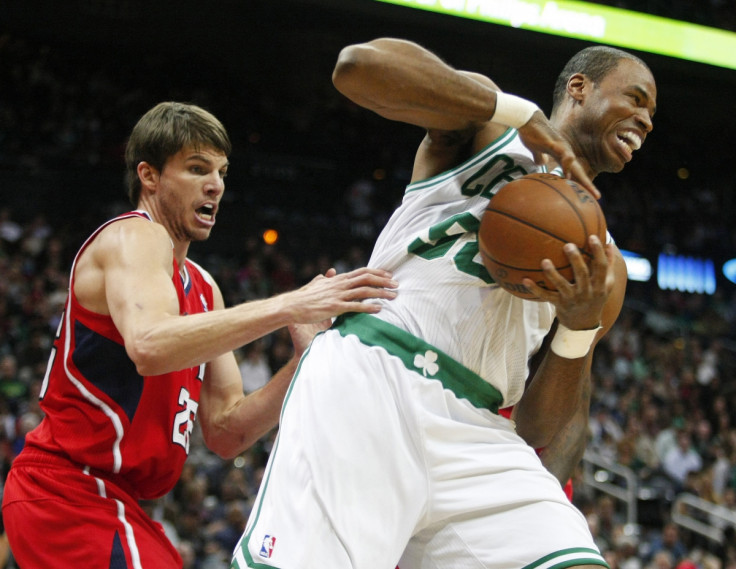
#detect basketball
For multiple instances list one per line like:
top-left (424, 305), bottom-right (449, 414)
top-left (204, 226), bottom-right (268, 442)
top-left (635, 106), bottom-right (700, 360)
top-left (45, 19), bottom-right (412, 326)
top-left (478, 173), bottom-right (607, 300)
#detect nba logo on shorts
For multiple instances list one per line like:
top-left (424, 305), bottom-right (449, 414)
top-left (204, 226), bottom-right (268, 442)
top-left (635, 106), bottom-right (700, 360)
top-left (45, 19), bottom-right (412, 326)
top-left (259, 535), bottom-right (276, 559)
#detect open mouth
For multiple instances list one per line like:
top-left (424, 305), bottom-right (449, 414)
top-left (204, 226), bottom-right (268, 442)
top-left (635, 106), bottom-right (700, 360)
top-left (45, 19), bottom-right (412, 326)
top-left (196, 204), bottom-right (215, 222)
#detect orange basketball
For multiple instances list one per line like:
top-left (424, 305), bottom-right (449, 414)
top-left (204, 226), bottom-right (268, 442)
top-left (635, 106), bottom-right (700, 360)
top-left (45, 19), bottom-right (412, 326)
top-left (478, 173), bottom-right (607, 300)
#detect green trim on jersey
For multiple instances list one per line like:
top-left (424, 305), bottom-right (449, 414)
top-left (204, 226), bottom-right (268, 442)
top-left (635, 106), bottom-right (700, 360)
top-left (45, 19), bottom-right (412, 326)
top-left (333, 313), bottom-right (503, 414)
top-left (405, 127), bottom-right (520, 194)
top-left (521, 546), bottom-right (609, 569)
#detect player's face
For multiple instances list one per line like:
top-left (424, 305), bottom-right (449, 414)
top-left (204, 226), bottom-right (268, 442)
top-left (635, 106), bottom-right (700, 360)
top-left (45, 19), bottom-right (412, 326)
top-left (579, 59), bottom-right (657, 174)
top-left (157, 145), bottom-right (229, 243)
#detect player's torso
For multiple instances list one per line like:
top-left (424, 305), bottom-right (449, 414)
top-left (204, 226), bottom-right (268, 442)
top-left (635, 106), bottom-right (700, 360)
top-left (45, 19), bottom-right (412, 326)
top-left (26, 211), bottom-right (214, 499)
top-left (369, 129), bottom-right (556, 407)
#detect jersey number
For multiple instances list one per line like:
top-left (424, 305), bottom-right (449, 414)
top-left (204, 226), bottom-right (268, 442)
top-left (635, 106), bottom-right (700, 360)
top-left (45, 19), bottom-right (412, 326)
top-left (407, 212), bottom-right (493, 284)
top-left (406, 159), bottom-right (529, 283)
top-left (173, 387), bottom-right (199, 453)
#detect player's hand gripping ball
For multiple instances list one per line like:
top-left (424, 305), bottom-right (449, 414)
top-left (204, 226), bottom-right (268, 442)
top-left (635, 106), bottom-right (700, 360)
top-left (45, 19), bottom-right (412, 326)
top-left (478, 173), bottom-right (607, 300)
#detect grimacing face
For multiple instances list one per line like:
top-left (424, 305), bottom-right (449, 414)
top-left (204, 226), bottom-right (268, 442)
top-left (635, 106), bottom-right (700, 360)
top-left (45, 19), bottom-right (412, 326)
top-left (576, 59), bottom-right (657, 175)
top-left (155, 146), bottom-right (229, 244)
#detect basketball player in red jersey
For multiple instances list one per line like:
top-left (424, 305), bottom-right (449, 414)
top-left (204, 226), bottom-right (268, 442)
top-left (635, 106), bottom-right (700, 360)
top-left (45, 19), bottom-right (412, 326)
top-left (1, 102), bottom-right (399, 568)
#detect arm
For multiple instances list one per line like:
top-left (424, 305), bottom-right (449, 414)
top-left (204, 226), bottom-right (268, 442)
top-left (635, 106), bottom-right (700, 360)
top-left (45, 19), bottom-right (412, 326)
top-left (525, 326), bottom-right (593, 485)
top-left (332, 38), bottom-right (597, 195)
top-left (537, 247), bottom-right (626, 483)
top-left (76, 218), bottom-right (398, 376)
top-left (198, 292), bottom-right (332, 459)
top-left (195, 284), bottom-right (295, 459)
top-left (333, 38), bottom-right (504, 134)
top-left (513, 237), bottom-right (627, 449)
top-left (536, 376), bottom-right (591, 486)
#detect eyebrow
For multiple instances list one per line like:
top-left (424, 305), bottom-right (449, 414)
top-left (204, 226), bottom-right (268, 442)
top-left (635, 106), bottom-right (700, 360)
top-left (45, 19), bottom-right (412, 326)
top-left (633, 85), bottom-right (657, 116)
top-left (186, 154), bottom-right (230, 169)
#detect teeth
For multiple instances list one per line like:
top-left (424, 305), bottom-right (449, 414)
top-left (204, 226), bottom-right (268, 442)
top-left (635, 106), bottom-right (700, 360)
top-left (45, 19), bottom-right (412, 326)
top-left (618, 131), bottom-right (642, 151)
top-left (198, 205), bottom-right (214, 220)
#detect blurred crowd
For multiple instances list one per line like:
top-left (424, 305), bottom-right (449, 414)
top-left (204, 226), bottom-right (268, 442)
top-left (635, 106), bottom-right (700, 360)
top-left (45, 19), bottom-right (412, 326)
top-left (2, 203), bottom-right (736, 569)
top-left (1, 12), bottom-right (736, 569)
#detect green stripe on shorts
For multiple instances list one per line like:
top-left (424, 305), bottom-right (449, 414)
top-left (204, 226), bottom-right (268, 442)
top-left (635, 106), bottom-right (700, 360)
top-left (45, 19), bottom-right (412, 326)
top-left (522, 547), bottom-right (609, 569)
top-left (333, 313), bottom-right (502, 414)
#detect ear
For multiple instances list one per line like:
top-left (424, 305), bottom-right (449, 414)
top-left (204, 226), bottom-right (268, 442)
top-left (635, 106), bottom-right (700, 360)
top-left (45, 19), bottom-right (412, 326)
top-left (137, 161), bottom-right (159, 193)
top-left (566, 73), bottom-right (587, 103)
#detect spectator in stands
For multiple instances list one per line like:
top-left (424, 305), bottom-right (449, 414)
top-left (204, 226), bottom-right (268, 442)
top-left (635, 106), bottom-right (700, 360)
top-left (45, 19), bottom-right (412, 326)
top-left (663, 429), bottom-right (704, 490)
top-left (644, 522), bottom-right (689, 566)
top-left (0, 356), bottom-right (26, 416)
top-left (646, 550), bottom-right (675, 569)
top-left (237, 339), bottom-right (272, 394)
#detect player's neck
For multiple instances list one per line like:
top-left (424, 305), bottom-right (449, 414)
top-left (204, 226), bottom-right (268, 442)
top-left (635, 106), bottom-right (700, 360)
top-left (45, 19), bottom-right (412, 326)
top-left (550, 117), bottom-right (597, 182)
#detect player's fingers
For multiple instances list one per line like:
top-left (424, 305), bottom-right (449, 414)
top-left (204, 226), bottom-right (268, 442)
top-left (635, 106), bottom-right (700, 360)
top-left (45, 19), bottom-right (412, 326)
top-left (539, 258), bottom-right (575, 297)
top-left (343, 270), bottom-right (399, 290)
top-left (585, 235), bottom-right (609, 289)
top-left (532, 150), bottom-right (550, 167)
top-left (565, 243), bottom-right (593, 292)
top-left (521, 277), bottom-right (556, 303)
top-left (343, 266), bottom-right (394, 280)
top-left (347, 285), bottom-right (398, 301)
top-left (599, 243), bottom-right (617, 296)
top-left (350, 301), bottom-right (384, 314)
top-left (558, 153), bottom-right (600, 199)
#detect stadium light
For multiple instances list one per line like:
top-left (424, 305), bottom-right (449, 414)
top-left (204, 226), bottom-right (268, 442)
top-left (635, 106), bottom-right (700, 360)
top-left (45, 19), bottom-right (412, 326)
top-left (723, 259), bottom-right (736, 285)
top-left (619, 249), bottom-right (652, 283)
top-left (375, 0), bottom-right (736, 70)
top-left (657, 253), bottom-right (717, 295)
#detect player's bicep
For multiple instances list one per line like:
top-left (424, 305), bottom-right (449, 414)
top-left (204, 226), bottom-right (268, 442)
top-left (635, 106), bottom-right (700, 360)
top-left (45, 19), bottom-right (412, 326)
top-left (100, 221), bottom-right (180, 343)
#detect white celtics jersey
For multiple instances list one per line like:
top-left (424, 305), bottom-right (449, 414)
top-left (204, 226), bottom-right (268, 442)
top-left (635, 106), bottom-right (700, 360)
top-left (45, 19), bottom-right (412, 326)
top-left (369, 128), bottom-right (556, 408)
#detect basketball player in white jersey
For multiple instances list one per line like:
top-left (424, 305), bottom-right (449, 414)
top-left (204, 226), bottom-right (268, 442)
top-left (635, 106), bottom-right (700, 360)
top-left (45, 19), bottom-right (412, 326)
top-left (232, 38), bottom-right (656, 569)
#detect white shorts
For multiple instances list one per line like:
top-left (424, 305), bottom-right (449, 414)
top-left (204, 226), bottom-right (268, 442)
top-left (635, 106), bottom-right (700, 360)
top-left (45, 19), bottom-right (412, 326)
top-left (231, 314), bottom-right (606, 569)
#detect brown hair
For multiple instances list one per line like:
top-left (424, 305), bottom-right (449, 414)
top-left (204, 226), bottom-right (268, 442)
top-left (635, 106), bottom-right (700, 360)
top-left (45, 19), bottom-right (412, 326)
top-left (125, 102), bottom-right (232, 205)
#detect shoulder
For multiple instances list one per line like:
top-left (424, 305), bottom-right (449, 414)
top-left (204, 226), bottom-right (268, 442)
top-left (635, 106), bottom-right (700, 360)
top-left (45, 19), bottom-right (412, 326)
top-left (85, 215), bottom-right (173, 272)
top-left (415, 121), bottom-right (513, 182)
top-left (96, 215), bottom-right (170, 249)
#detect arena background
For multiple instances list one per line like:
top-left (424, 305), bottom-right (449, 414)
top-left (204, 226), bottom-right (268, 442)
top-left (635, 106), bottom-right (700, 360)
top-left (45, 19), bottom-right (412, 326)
top-left (2, 1), bottom-right (736, 568)
top-left (4, 0), bottom-right (736, 267)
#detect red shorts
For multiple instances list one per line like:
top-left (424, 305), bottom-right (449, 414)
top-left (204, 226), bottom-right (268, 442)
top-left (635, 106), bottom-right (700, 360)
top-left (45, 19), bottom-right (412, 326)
top-left (2, 449), bottom-right (181, 569)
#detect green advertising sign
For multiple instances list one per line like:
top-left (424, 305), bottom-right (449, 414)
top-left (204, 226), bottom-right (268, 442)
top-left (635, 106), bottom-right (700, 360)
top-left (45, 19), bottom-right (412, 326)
top-left (376, 0), bottom-right (736, 70)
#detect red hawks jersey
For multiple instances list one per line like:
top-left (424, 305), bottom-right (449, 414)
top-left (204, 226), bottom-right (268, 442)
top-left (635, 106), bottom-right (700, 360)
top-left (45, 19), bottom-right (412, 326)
top-left (24, 210), bottom-right (215, 500)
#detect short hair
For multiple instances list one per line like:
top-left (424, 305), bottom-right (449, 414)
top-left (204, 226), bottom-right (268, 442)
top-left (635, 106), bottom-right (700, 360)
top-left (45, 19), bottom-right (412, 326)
top-left (125, 102), bottom-right (232, 206)
top-left (551, 46), bottom-right (650, 111)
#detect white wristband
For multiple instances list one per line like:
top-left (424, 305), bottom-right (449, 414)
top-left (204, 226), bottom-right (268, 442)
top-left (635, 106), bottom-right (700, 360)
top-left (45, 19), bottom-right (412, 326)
top-left (550, 323), bottom-right (602, 359)
top-left (492, 92), bottom-right (539, 129)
